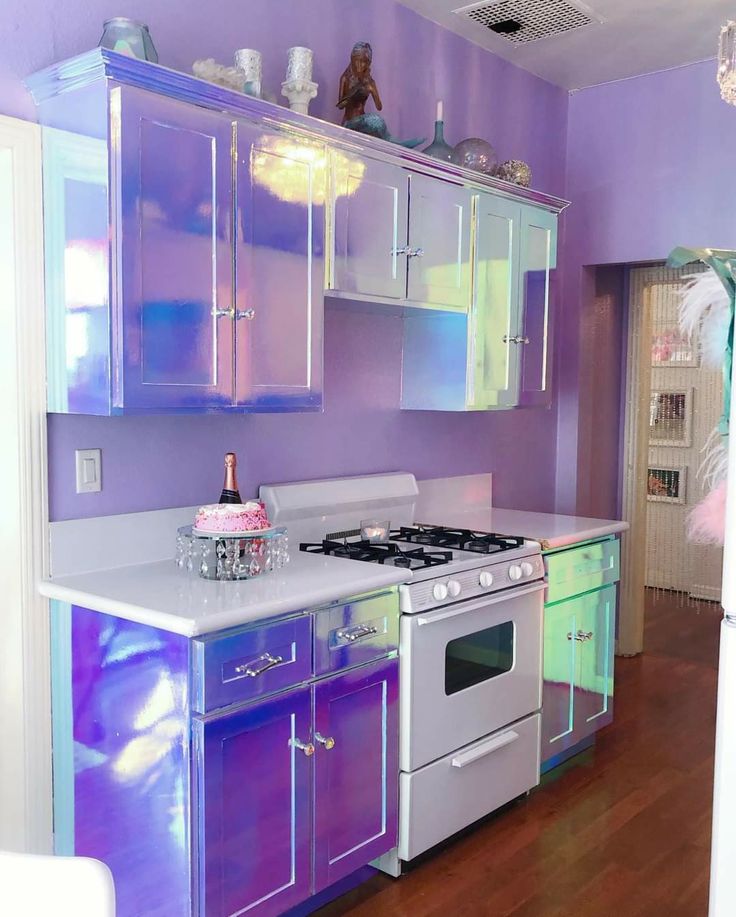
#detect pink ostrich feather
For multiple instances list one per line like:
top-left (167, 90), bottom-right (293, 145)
top-left (688, 480), bottom-right (727, 545)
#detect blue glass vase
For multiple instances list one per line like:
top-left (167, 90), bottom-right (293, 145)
top-left (423, 120), bottom-right (453, 161)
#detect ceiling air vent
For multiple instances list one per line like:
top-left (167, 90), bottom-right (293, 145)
top-left (454, 0), bottom-right (602, 44)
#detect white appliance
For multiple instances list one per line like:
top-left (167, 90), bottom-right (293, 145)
top-left (261, 473), bottom-right (545, 872)
top-left (709, 359), bottom-right (736, 915)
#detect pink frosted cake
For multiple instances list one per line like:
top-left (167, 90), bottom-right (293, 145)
top-left (194, 501), bottom-right (271, 533)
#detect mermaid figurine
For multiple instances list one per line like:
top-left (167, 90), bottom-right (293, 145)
top-left (337, 42), bottom-right (382, 124)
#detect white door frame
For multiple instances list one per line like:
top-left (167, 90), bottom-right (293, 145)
top-left (619, 267), bottom-right (657, 656)
top-left (0, 114), bottom-right (53, 853)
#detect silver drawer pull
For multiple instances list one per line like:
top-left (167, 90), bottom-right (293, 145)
top-left (234, 652), bottom-right (284, 677)
top-left (336, 624), bottom-right (379, 644)
top-left (451, 730), bottom-right (519, 768)
top-left (290, 737), bottom-right (315, 757)
top-left (502, 335), bottom-right (531, 345)
top-left (315, 732), bottom-right (336, 750)
top-left (212, 306), bottom-right (235, 319)
top-left (567, 631), bottom-right (594, 642)
top-left (407, 247), bottom-right (425, 258)
top-left (392, 245), bottom-right (411, 256)
top-left (237, 308), bottom-right (256, 320)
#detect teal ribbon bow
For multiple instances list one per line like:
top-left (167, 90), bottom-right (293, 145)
top-left (667, 246), bottom-right (736, 438)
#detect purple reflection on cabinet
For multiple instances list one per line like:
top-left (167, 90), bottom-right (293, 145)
top-left (57, 605), bottom-right (191, 917)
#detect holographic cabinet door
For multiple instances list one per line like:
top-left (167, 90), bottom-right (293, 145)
top-left (234, 123), bottom-right (325, 410)
top-left (313, 657), bottom-right (399, 892)
top-left (115, 86), bottom-right (235, 411)
top-left (406, 174), bottom-right (472, 312)
top-left (194, 686), bottom-right (312, 917)
top-left (517, 205), bottom-right (558, 409)
top-left (541, 585), bottom-right (616, 763)
top-left (469, 194), bottom-right (522, 409)
top-left (573, 584), bottom-right (616, 739)
top-left (541, 597), bottom-right (579, 759)
top-left (331, 155), bottom-right (409, 301)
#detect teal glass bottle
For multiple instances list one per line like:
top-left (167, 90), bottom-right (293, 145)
top-left (422, 119), bottom-right (453, 161)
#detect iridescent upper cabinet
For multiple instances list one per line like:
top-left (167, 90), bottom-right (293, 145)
top-left (401, 196), bottom-right (559, 411)
top-left (28, 55), bottom-right (325, 414)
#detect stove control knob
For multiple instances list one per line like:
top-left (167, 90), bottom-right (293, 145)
top-left (520, 562), bottom-right (535, 578)
top-left (432, 582), bottom-right (449, 601)
top-left (479, 571), bottom-right (494, 589)
top-left (447, 579), bottom-right (462, 598)
top-left (508, 564), bottom-right (523, 581)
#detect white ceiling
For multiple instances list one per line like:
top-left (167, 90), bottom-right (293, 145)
top-left (397, 0), bottom-right (735, 89)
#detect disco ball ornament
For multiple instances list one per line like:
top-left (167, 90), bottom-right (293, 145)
top-left (450, 137), bottom-right (498, 175)
top-left (495, 159), bottom-right (532, 187)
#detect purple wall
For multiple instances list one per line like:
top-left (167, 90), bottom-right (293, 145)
top-left (556, 58), bottom-right (736, 516)
top-left (48, 306), bottom-right (560, 518)
top-left (0, 0), bottom-right (569, 520)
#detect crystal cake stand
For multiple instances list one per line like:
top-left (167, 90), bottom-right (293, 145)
top-left (176, 525), bottom-right (289, 581)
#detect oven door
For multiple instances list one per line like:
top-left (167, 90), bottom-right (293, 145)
top-left (400, 582), bottom-right (544, 771)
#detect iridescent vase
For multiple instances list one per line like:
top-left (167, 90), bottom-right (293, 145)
top-left (422, 120), bottom-right (454, 161)
top-left (99, 18), bottom-right (158, 63)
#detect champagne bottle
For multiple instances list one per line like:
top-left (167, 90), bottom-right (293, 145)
top-left (219, 452), bottom-right (242, 504)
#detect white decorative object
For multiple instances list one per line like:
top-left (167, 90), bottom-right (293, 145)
top-left (192, 58), bottom-right (244, 92)
top-left (719, 21), bottom-right (736, 104)
top-left (286, 46), bottom-right (314, 82)
top-left (234, 48), bottom-right (263, 98)
top-left (281, 77), bottom-right (319, 114)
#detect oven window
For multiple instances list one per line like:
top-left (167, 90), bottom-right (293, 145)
top-left (445, 621), bottom-right (515, 695)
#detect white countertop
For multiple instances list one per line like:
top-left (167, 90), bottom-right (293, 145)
top-left (39, 550), bottom-right (408, 637)
top-left (414, 503), bottom-right (628, 551)
top-left (413, 475), bottom-right (628, 550)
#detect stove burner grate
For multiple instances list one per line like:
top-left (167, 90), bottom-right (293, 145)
top-left (300, 537), bottom-right (453, 569)
top-left (392, 525), bottom-right (525, 554)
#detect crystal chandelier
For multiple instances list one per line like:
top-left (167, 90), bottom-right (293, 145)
top-left (718, 21), bottom-right (736, 104)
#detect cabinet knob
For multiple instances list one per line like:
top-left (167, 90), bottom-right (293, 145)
top-left (212, 307), bottom-right (235, 319)
top-left (315, 732), bottom-right (336, 750)
top-left (237, 308), bottom-right (256, 321)
top-left (567, 631), bottom-right (594, 642)
top-left (290, 738), bottom-right (315, 757)
top-left (502, 335), bottom-right (531, 345)
top-left (407, 247), bottom-right (425, 258)
top-left (391, 245), bottom-right (411, 256)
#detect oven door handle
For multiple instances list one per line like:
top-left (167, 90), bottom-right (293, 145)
top-left (451, 730), bottom-right (520, 768)
top-left (415, 581), bottom-right (545, 626)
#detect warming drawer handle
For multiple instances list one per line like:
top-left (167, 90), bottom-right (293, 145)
top-left (451, 730), bottom-right (520, 768)
top-left (415, 581), bottom-right (545, 626)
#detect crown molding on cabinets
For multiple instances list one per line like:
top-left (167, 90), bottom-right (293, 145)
top-left (0, 114), bottom-right (52, 853)
top-left (26, 48), bottom-right (568, 215)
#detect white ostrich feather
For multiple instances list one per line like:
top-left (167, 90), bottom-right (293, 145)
top-left (697, 426), bottom-right (729, 488)
top-left (679, 270), bottom-right (731, 369)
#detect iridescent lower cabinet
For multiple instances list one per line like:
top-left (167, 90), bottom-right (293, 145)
top-left (50, 589), bottom-right (400, 917)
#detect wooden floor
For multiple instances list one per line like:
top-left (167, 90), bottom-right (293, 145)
top-left (318, 589), bottom-right (722, 917)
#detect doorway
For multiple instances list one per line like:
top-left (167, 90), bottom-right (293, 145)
top-left (622, 263), bottom-right (725, 658)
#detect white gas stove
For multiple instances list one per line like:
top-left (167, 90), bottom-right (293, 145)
top-left (261, 472), bottom-right (544, 871)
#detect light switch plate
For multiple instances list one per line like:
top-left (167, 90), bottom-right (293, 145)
top-left (75, 448), bottom-right (102, 494)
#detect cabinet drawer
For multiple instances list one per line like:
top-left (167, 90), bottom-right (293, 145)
top-left (398, 713), bottom-right (540, 861)
top-left (192, 615), bottom-right (312, 714)
top-left (545, 538), bottom-right (620, 604)
top-left (313, 591), bottom-right (399, 676)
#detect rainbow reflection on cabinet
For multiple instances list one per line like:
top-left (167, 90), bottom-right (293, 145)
top-left (50, 591), bottom-right (399, 917)
top-left (541, 537), bottom-right (620, 771)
